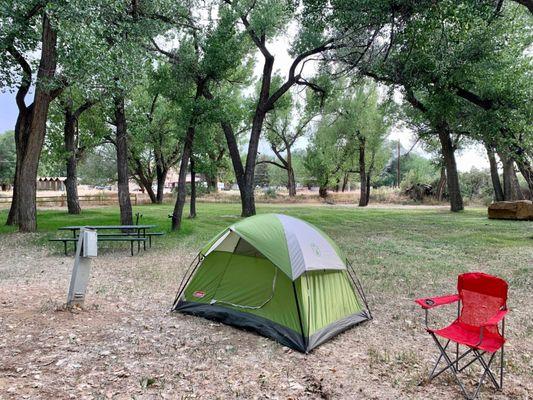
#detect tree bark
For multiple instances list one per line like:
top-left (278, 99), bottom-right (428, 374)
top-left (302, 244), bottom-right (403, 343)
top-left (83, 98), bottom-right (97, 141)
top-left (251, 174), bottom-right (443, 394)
top-left (485, 144), bottom-right (504, 202)
top-left (171, 81), bottom-right (204, 230)
top-left (64, 106), bottom-right (81, 214)
top-left (114, 95), bottom-right (133, 225)
top-left (436, 165), bottom-right (447, 201)
top-left (358, 136), bottom-right (369, 207)
top-left (341, 173), bottom-right (349, 192)
top-left (17, 15), bottom-right (60, 232)
top-left (189, 156), bottom-right (196, 219)
top-left (6, 108), bottom-right (29, 225)
top-left (171, 125), bottom-right (194, 230)
top-left (514, 157), bottom-right (533, 200)
top-left (438, 126), bottom-right (463, 212)
top-left (500, 153), bottom-right (524, 200)
top-left (319, 185), bottom-right (328, 198)
top-left (155, 165), bottom-right (167, 203)
top-left (286, 147), bottom-right (296, 197)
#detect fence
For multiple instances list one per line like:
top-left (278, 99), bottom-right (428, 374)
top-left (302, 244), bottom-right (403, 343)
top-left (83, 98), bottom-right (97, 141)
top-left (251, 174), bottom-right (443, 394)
top-left (0, 193), bottom-right (143, 208)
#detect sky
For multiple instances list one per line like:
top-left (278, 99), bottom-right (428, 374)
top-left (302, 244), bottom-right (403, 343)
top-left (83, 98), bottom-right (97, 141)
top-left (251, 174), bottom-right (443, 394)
top-left (0, 27), bottom-right (489, 172)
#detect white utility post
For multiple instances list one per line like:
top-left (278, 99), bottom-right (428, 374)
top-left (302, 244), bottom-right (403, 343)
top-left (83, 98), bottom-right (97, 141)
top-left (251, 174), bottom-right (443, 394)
top-left (67, 227), bottom-right (98, 308)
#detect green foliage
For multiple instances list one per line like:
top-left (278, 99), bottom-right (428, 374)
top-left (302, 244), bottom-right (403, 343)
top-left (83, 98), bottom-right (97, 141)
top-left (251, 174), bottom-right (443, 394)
top-left (460, 168), bottom-right (494, 204)
top-left (77, 144), bottom-right (117, 185)
top-left (0, 131), bottom-right (15, 184)
top-left (304, 79), bottom-right (391, 191)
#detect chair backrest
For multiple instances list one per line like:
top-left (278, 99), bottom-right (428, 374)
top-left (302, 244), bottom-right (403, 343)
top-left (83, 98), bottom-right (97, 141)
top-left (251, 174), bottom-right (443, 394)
top-left (457, 272), bottom-right (508, 333)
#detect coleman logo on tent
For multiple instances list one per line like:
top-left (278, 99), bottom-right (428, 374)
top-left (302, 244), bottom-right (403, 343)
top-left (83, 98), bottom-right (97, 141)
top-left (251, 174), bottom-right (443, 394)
top-left (193, 291), bottom-right (206, 298)
top-left (310, 242), bottom-right (321, 257)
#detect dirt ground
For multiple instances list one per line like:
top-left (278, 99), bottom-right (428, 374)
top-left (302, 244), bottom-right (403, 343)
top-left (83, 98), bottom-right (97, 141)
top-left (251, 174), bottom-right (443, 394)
top-left (0, 233), bottom-right (531, 400)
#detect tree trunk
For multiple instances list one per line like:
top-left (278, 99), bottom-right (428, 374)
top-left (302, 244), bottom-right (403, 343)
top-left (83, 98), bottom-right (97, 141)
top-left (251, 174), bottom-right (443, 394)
top-left (155, 165), bottom-right (167, 203)
top-left (485, 144), bottom-right (504, 202)
top-left (437, 127), bottom-right (463, 212)
top-left (341, 173), bottom-right (349, 192)
top-left (286, 147), bottom-right (296, 197)
top-left (114, 95), bottom-right (133, 225)
top-left (171, 80), bottom-right (206, 230)
top-left (219, 120), bottom-right (249, 216)
top-left (238, 55), bottom-right (275, 217)
top-left (319, 185), bottom-right (328, 198)
top-left (365, 173), bottom-right (371, 205)
top-left (206, 173), bottom-right (218, 193)
top-left (500, 153), bottom-right (524, 200)
top-left (514, 157), bottom-right (533, 200)
top-left (17, 15), bottom-right (60, 232)
top-left (171, 125), bottom-right (194, 230)
top-left (436, 165), bottom-right (447, 201)
top-left (358, 137), bottom-right (369, 207)
top-left (64, 107), bottom-right (81, 214)
top-left (6, 109), bottom-right (29, 225)
top-left (189, 156), bottom-right (196, 219)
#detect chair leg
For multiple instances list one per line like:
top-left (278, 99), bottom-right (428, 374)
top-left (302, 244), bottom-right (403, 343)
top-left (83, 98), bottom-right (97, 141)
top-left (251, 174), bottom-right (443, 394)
top-left (431, 346), bottom-right (474, 381)
top-left (500, 344), bottom-right (504, 389)
top-left (473, 349), bottom-right (500, 390)
top-left (428, 333), bottom-right (505, 400)
top-left (430, 333), bottom-right (470, 399)
top-left (472, 352), bottom-right (496, 400)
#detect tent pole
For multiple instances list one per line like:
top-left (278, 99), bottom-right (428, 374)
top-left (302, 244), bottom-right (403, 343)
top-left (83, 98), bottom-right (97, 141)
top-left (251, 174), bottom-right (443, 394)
top-left (172, 254), bottom-right (202, 309)
top-left (347, 260), bottom-right (372, 319)
top-left (292, 281), bottom-right (307, 353)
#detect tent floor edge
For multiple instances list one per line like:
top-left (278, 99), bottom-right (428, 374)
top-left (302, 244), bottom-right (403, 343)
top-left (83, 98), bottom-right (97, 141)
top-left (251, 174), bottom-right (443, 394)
top-left (306, 311), bottom-right (371, 352)
top-left (174, 300), bottom-right (306, 352)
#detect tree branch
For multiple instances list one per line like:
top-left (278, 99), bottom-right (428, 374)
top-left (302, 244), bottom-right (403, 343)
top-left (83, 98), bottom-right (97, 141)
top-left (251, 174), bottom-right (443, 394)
top-left (6, 45), bottom-right (32, 112)
top-left (256, 159), bottom-right (286, 169)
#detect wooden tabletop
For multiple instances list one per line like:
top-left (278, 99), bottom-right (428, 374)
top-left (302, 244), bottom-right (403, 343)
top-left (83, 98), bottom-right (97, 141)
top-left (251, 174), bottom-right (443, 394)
top-left (58, 225), bottom-right (157, 230)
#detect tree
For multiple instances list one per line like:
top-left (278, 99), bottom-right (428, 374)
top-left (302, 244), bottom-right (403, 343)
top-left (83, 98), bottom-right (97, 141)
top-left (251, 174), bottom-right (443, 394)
top-left (57, 92), bottom-right (97, 214)
top-left (128, 70), bottom-right (181, 204)
top-left (312, 0), bottom-right (532, 208)
top-left (0, 131), bottom-right (16, 190)
top-left (308, 80), bottom-right (390, 205)
top-left (1, 4), bottom-right (65, 230)
top-left (151, 2), bottom-right (251, 230)
top-left (219, 0), bottom-right (342, 216)
top-left (263, 90), bottom-right (316, 196)
top-left (77, 144), bottom-right (117, 186)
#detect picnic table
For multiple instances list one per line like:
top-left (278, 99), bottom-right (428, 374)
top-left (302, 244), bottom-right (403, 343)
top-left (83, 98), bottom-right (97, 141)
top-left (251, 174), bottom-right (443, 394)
top-left (51, 224), bottom-right (163, 256)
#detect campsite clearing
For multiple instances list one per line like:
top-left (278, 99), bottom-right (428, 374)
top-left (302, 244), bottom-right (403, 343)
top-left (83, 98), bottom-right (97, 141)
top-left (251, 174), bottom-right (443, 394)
top-left (0, 204), bottom-right (531, 399)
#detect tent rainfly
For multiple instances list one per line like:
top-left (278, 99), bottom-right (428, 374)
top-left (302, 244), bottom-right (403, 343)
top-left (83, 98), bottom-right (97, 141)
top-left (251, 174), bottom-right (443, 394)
top-left (172, 213), bottom-right (371, 353)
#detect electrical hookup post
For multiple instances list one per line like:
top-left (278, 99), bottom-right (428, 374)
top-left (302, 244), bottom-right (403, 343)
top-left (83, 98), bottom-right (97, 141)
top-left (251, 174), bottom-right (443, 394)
top-left (66, 227), bottom-right (97, 309)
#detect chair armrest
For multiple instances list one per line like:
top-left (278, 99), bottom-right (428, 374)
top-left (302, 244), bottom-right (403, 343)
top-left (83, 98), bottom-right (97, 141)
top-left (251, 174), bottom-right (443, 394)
top-left (415, 294), bottom-right (460, 309)
top-left (482, 309), bottom-right (508, 327)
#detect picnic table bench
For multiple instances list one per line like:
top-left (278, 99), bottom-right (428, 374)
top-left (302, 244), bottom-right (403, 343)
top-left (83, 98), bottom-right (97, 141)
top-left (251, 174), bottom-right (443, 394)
top-left (50, 225), bottom-right (164, 256)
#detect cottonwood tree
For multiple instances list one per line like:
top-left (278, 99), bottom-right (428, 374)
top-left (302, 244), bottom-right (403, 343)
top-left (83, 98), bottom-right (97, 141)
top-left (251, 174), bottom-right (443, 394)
top-left (262, 90), bottom-right (316, 196)
top-left (219, 0), bottom-right (343, 216)
top-left (307, 80), bottom-right (390, 205)
top-left (150, 3), bottom-right (251, 230)
top-left (1, 2), bottom-right (69, 230)
top-left (127, 71), bottom-right (181, 204)
top-left (45, 89), bottom-right (105, 213)
top-left (89, 0), bottom-right (183, 225)
top-left (311, 0), bottom-right (532, 209)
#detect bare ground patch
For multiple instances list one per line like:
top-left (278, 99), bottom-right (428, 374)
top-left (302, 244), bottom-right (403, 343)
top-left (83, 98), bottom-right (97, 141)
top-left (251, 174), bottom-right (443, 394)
top-left (0, 233), bottom-right (531, 399)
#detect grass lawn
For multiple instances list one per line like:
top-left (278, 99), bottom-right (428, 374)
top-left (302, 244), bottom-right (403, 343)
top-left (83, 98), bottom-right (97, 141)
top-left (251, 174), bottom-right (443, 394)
top-left (0, 202), bottom-right (531, 398)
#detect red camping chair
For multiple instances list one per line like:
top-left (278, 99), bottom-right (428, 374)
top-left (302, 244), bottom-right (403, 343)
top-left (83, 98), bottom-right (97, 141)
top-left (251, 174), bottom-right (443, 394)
top-left (415, 272), bottom-right (508, 400)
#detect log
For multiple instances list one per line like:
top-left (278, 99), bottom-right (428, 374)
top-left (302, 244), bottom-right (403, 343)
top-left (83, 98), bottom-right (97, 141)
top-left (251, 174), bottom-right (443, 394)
top-left (488, 200), bottom-right (533, 221)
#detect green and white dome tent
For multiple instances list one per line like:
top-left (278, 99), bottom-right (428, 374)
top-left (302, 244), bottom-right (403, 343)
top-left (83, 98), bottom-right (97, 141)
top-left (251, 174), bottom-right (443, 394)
top-left (172, 213), bottom-right (371, 353)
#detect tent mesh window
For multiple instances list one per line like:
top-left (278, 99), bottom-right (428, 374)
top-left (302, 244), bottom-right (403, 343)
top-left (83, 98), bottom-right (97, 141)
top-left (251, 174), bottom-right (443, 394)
top-left (233, 238), bottom-right (265, 258)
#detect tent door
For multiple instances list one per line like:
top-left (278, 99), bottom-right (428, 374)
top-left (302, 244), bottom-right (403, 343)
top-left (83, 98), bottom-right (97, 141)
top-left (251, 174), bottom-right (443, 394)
top-left (210, 250), bottom-right (278, 310)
